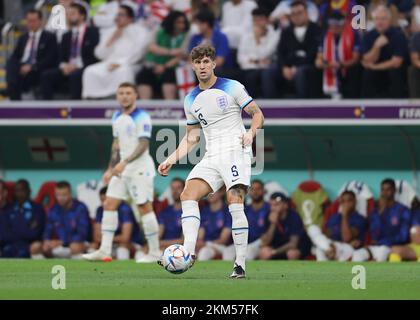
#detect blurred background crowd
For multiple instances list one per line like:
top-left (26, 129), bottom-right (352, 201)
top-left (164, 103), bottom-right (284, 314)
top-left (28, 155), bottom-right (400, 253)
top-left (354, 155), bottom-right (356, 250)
top-left (1, 177), bottom-right (419, 262)
top-left (2, 0), bottom-right (420, 101)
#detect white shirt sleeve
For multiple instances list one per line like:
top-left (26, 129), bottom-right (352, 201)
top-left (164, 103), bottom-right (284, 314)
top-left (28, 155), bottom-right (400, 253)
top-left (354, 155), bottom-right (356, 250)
top-left (184, 98), bottom-right (199, 125)
top-left (232, 81), bottom-right (253, 110)
top-left (136, 112), bottom-right (153, 139)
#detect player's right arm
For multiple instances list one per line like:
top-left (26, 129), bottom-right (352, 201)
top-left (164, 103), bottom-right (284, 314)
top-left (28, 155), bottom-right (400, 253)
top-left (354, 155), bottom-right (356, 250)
top-left (158, 123), bottom-right (201, 176)
top-left (103, 138), bottom-right (120, 184)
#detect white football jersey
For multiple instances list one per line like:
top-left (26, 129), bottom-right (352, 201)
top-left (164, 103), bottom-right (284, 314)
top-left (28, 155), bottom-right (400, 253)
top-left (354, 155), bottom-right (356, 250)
top-left (184, 77), bottom-right (253, 157)
top-left (112, 107), bottom-right (156, 177)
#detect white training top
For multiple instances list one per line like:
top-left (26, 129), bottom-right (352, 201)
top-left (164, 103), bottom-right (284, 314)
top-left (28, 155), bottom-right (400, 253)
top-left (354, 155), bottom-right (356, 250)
top-left (112, 107), bottom-right (156, 177)
top-left (184, 77), bottom-right (253, 157)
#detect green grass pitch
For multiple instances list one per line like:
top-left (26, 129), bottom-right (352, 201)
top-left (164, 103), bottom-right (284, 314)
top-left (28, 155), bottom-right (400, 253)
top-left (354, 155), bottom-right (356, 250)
top-left (0, 260), bottom-right (419, 300)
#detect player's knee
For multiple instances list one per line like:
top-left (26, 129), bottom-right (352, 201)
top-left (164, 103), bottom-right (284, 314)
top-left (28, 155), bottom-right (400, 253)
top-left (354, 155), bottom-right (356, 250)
top-left (391, 246), bottom-right (404, 255)
top-left (287, 249), bottom-right (301, 260)
top-left (103, 197), bottom-right (120, 211)
top-left (226, 185), bottom-right (247, 204)
top-left (138, 201), bottom-right (153, 215)
top-left (259, 246), bottom-right (272, 260)
top-left (30, 241), bottom-right (42, 255)
top-left (69, 242), bottom-right (86, 254)
top-left (180, 189), bottom-right (199, 202)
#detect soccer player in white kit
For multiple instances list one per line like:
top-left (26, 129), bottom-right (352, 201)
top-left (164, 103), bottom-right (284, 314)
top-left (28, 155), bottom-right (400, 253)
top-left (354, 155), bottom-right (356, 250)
top-left (83, 82), bottom-right (160, 263)
top-left (158, 45), bottom-right (264, 278)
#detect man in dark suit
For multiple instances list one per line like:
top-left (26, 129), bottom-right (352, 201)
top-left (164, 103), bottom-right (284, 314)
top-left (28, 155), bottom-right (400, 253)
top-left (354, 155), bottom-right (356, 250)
top-left (261, 0), bottom-right (322, 98)
top-left (41, 3), bottom-right (100, 100)
top-left (6, 9), bottom-right (58, 100)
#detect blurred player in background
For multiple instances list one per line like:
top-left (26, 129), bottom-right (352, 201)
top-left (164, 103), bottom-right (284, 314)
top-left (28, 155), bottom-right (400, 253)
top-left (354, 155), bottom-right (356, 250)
top-left (313, 191), bottom-right (367, 261)
top-left (352, 179), bottom-right (411, 262)
top-left (83, 82), bottom-right (160, 263)
top-left (0, 180), bottom-right (45, 258)
top-left (158, 44), bottom-right (264, 278)
top-left (89, 186), bottom-right (144, 260)
top-left (36, 181), bottom-right (90, 259)
top-left (197, 189), bottom-right (232, 261)
top-left (157, 178), bottom-right (185, 250)
top-left (389, 209), bottom-right (420, 262)
top-left (223, 179), bottom-right (270, 261)
top-left (259, 192), bottom-right (311, 260)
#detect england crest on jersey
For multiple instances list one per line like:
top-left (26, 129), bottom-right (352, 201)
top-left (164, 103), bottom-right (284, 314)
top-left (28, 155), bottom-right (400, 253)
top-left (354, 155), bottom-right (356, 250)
top-left (216, 95), bottom-right (228, 110)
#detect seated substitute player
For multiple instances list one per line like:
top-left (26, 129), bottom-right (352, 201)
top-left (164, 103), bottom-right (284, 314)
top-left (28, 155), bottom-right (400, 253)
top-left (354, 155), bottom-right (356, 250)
top-left (32, 181), bottom-right (91, 259)
top-left (352, 179), bottom-right (412, 262)
top-left (0, 179), bottom-right (45, 258)
top-left (158, 44), bottom-right (265, 278)
top-left (389, 209), bottom-right (420, 262)
top-left (313, 191), bottom-right (367, 261)
top-left (157, 178), bottom-right (185, 251)
top-left (223, 179), bottom-right (270, 261)
top-left (83, 82), bottom-right (160, 263)
top-left (259, 192), bottom-right (311, 260)
top-left (90, 186), bottom-right (144, 260)
top-left (197, 189), bottom-right (232, 261)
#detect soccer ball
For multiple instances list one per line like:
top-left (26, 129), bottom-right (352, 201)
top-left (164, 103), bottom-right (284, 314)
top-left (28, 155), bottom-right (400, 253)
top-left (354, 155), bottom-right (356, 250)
top-left (162, 244), bottom-right (192, 274)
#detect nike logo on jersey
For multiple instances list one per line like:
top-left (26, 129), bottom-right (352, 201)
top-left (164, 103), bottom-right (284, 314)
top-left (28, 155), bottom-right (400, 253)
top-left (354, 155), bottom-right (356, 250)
top-left (232, 178), bottom-right (240, 183)
top-left (234, 233), bottom-right (244, 236)
top-left (194, 108), bottom-right (202, 113)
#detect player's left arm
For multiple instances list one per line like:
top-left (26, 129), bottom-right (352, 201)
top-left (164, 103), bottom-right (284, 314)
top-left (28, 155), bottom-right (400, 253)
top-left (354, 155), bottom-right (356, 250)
top-left (242, 101), bottom-right (264, 147)
top-left (113, 138), bottom-right (150, 175)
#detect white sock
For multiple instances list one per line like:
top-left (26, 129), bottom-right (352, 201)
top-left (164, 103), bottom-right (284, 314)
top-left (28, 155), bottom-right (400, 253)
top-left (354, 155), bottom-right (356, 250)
top-left (181, 200), bottom-right (201, 256)
top-left (116, 247), bottom-right (130, 260)
top-left (141, 211), bottom-right (160, 255)
top-left (52, 246), bottom-right (71, 258)
top-left (31, 254), bottom-right (45, 260)
top-left (99, 210), bottom-right (118, 255)
top-left (229, 203), bottom-right (249, 270)
top-left (307, 225), bottom-right (332, 251)
top-left (71, 254), bottom-right (84, 260)
top-left (352, 248), bottom-right (370, 262)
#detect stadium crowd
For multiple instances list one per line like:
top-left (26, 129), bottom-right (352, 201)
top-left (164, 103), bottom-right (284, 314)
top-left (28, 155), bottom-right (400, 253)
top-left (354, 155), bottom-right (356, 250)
top-left (0, 177), bottom-right (419, 262)
top-left (5, 0), bottom-right (420, 100)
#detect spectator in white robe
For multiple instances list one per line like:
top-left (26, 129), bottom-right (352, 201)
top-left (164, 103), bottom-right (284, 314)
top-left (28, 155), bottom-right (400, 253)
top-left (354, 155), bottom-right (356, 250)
top-left (82, 4), bottom-right (151, 99)
top-left (93, 0), bottom-right (138, 36)
top-left (221, 0), bottom-right (257, 49)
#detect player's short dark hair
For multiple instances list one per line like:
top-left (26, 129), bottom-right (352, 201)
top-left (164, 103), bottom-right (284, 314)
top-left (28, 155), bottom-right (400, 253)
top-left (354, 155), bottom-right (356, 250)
top-left (195, 9), bottom-right (215, 28)
top-left (26, 9), bottom-right (43, 20)
top-left (16, 179), bottom-right (31, 192)
top-left (70, 2), bottom-right (88, 20)
top-left (190, 44), bottom-right (216, 61)
top-left (99, 186), bottom-right (108, 196)
top-left (251, 179), bottom-right (265, 188)
top-left (341, 190), bottom-right (356, 199)
top-left (290, 0), bottom-right (308, 10)
top-left (381, 178), bottom-right (396, 190)
top-left (270, 192), bottom-right (289, 203)
top-left (252, 7), bottom-right (269, 17)
top-left (120, 4), bottom-right (135, 19)
top-left (118, 82), bottom-right (137, 93)
top-left (171, 177), bottom-right (185, 187)
top-left (56, 181), bottom-right (71, 190)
